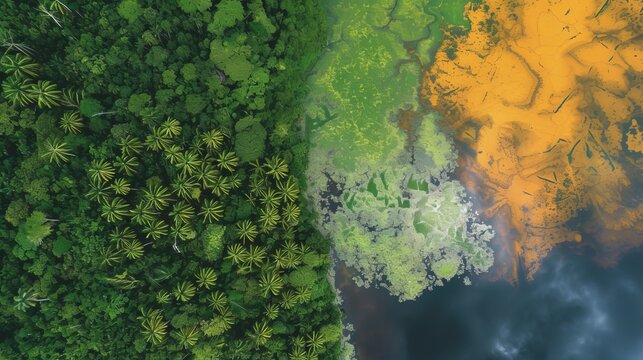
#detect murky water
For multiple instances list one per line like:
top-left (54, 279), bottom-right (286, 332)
top-left (337, 244), bottom-right (643, 360)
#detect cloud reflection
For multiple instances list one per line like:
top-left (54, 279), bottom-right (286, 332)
top-left (337, 246), bottom-right (643, 360)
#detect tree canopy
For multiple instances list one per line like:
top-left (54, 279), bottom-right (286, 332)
top-left (0, 0), bottom-right (342, 358)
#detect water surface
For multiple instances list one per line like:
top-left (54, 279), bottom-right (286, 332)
top-left (338, 245), bottom-right (643, 360)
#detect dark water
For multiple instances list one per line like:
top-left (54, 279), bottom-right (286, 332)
top-left (337, 245), bottom-right (643, 360)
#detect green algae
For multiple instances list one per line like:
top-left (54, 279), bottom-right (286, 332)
top-left (306, 0), bottom-right (493, 301)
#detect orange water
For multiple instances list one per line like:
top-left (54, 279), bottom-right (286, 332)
top-left (422, 0), bottom-right (642, 281)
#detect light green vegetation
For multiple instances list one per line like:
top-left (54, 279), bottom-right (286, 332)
top-left (306, 0), bottom-right (494, 301)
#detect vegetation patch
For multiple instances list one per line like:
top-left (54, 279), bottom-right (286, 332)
top-left (306, 0), bottom-right (493, 301)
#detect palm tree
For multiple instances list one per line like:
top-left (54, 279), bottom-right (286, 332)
top-left (259, 206), bottom-right (280, 232)
top-left (173, 281), bottom-right (196, 302)
top-left (142, 219), bottom-right (169, 240)
top-left (265, 303), bottom-right (280, 320)
top-left (42, 138), bottom-right (73, 165)
top-left (259, 271), bottom-right (284, 297)
top-left (38, 4), bottom-right (63, 27)
top-left (207, 291), bottom-right (228, 313)
top-left (306, 331), bottom-right (325, 353)
top-left (225, 243), bottom-right (248, 265)
top-left (60, 88), bottom-right (83, 109)
top-left (216, 150), bottom-right (239, 172)
top-left (244, 245), bottom-right (267, 269)
top-left (281, 290), bottom-right (297, 309)
top-left (88, 160), bottom-right (115, 184)
top-left (251, 321), bottom-right (273, 346)
top-left (109, 226), bottom-right (136, 245)
top-left (117, 135), bottom-right (143, 157)
top-left (277, 176), bottom-right (300, 203)
top-left (259, 188), bottom-right (281, 209)
top-left (99, 245), bottom-right (122, 266)
top-left (87, 180), bottom-right (111, 204)
top-left (198, 199), bottom-right (223, 223)
top-left (173, 326), bottom-right (199, 349)
top-left (110, 178), bottom-right (131, 195)
top-left (150, 266), bottom-right (172, 283)
top-left (210, 175), bottom-right (232, 197)
top-left (1, 36), bottom-right (36, 56)
top-left (159, 118), bottom-right (181, 137)
top-left (106, 271), bottom-right (139, 289)
top-left (169, 200), bottom-right (195, 225)
top-left (156, 290), bottom-right (171, 304)
top-left (272, 249), bottom-right (288, 269)
top-left (171, 173), bottom-right (198, 200)
top-left (298, 243), bottom-right (311, 257)
top-left (284, 252), bottom-right (303, 270)
top-left (292, 336), bottom-right (306, 352)
top-left (281, 239), bottom-right (303, 269)
top-left (236, 220), bottom-right (258, 243)
top-left (229, 174), bottom-right (242, 189)
top-left (2, 76), bottom-right (33, 106)
top-left (119, 238), bottom-right (144, 259)
top-left (282, 203), bottom-right (301, 227)
top-left (163, 144), bottom-right (182, 165)
top-left (0, 53), bottom-right (39, 77)
top-left (13, 287), bottom-right (49, 312)
top-left (282, 239), bottom-right (300, 255)
top-left (191, 130), bottom-right (205, 154)
top-left (142, 184), bottom-right (172, 210)
top-left (169, 222), bottom-right (194, 241)
top-left (49, 0), bottom-right (72, 15)
top-left (175, 150), bottom-right (202, 176)
top-left (27, 80), bottom-right (61, 108)
top-left (219, 306), bottom-right (235, 329)
top-left (249, 171), bottom-right (267, 195)
top-left (129, 202), bottom-right (157, 225)
top-left (114, 155), bottom-right (139, 176)
top-left (59, 111), bottom-right (83, 134)
top-left (289, 348), bottom-right (307, 360)
top-left (145, 127), bottom-right (171, 151)
top-left (264, 156), bottom-right (288, 180)
top-left (193, 161), bottom-right (219, 189)
top-left (139, 308), bottom-right (168, 345)
top-left (295, 287), bottom-right (312, 304)
top-left (202, 129), bottom-right (224, 151)
top-left (101, 197), bottom-right (129, 223)
top-left (195, 268), bottom-right (217, 289)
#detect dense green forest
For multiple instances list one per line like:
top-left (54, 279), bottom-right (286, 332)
top-left (0, 0), bottom-right (343, 358)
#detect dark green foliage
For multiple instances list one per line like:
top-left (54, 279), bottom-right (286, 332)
top-left (79, 98), bottom-right (103, 117)
top-left (210, 39), bottom-right (254, 82)
top-left (0, 0), bottom-right (341, 358)
top-left (185, 94), bottom-right (206, 114)
top-left (210, 0), bottom-right (244, 35)
top-left (235, 123), bottom-right (267, 162)
top-left (4, 199), bottom-right (29, 226)
top-left (127, 93), bottom-right (151, 115)
top-left (118, 0), bottom-right (143, 23)
top-left (51, 236), bottom-right (72, 256)
top-left (178, 0), bottom-right (212, 14)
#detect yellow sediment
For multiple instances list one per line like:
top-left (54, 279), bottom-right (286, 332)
top-left (423, 0), bottom-right (643, 280)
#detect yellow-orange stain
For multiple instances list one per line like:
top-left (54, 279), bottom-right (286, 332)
top-left (422, 0), bottom-right (642, 281)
